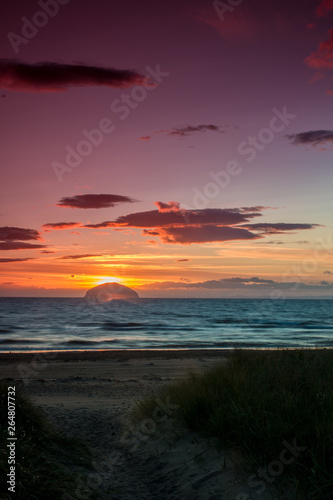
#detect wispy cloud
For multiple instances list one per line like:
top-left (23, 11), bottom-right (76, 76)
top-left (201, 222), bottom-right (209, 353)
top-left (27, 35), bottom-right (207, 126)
top-left (158, 124), bottom-right (222, 137)
top-left (305, 28), bottom-right (333, 70)
top-left (241, 223), bottom-right (320, 234)
top-left (192, 6), bottom-right (258, 41)
top-left (316, 0), bottom-right (333, 17)
top-left (57, 254), bottom-right (103, 260)
top-left (0, 242), bottom-right (46, 250)
top-left (43, 222), bottom-right (82, 230)
top-left (0, 60), bottom-right (147, 93)
top-left (286, 130), bottom-right (333, 147)
top-left (56, 194), bottom-right (138, 209)
top-left (0, 258), bottom-right (34, 263)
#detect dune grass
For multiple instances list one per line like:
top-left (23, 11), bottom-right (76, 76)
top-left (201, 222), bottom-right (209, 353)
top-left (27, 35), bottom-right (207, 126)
top-left (131, 349), bottom-right (333, 499)
top-left (0, 382), bottom-right (98, 500)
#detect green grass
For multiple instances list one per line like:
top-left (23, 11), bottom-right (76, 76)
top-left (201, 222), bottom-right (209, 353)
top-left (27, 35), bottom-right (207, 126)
top-left (0, 382), bottom-right (98, 500)
top-left (131, 349), bottom-right (333, 499)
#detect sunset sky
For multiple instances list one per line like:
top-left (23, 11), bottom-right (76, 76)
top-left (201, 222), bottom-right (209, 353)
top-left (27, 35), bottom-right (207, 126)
top-left (1, 0), bottom-right (333, 298)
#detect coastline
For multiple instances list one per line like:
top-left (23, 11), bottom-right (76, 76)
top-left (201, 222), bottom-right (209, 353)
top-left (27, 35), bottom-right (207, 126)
top-left (0, 346), bottom-right (331, 363)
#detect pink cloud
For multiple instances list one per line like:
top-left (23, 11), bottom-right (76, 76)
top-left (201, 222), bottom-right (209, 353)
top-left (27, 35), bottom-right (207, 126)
top-left (305, 28), bottom-right (333, 69)
top-left (309, 71), bottom-right (325, 83)
top-left (43, 222), bottom-right (82, 230)
top-left (154, 201), bottom-right (181, 213)
top-left (307, 23), bottom-right (316, 30)
top-left (193, 7), bottom-right (258, 41)
top-left (316, 0), bottom-right (333, 17)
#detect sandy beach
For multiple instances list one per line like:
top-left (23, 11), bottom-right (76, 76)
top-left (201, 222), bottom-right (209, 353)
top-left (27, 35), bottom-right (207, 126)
top-left (0, 349), bottom-right (301, 499)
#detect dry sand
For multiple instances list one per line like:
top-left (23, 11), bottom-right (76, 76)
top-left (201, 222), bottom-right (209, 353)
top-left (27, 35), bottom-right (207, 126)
top-left (0, 350), bottom-right (298, 499)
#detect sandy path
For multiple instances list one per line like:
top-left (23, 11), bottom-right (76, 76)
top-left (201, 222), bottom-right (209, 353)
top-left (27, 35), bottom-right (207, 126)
top-left (0, 352), bottom-right (298, 499)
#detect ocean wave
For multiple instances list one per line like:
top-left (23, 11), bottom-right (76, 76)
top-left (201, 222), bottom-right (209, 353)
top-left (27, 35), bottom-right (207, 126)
top-left (0, 338), bottom-right (41, 344)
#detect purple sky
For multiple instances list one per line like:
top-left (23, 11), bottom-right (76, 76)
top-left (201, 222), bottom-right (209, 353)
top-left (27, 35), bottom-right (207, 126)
top-left (0, 0), bottom-right (333, 297)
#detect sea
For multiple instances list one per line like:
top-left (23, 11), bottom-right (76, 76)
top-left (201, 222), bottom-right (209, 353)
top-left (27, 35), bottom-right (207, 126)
top-left (0, 298), bottom-right (332, 352)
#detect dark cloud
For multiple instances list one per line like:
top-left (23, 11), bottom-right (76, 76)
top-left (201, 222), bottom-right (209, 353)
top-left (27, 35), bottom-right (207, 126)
top-left (324, 270), bottom-right (332, 274)
top-left (305, 28), bottom-right (333, 70)
top-left (0, 60), bottom-right (147, 93)
top-left (0, 226), bottom-right (46, 251)
top-left (43, 222), bottom-right (82, 230)
top-left (57, 194), bottom-right (138, 209)
top-left (158, 124), bottom-right (222, 137)
top-left (143, 225), bottom-right (259, 244)
top-left (286, 130), bottom-right (333, 146)
top-left (85, 207), bottom-right (260, 229)
top-left (316, 0), bottom-right (333, 17)
top-left (240, 206), bottom-right (270, 213)
top-left (58, 254), bottom-right (103, 260)
top-left (0, 226), bottom-right (40, 241)
top-left (0, 258), bottom-right (34, 263)
top-left (84, 203), bottom-right (320, 245)
top-left (0, 242), bottom-right (46, 250)
top-left (241, 223), bottom-right (319, 234)
top-left (177, 259), bottom-right (190, 262)
top-left (40, 250), bottom-right (55, 254)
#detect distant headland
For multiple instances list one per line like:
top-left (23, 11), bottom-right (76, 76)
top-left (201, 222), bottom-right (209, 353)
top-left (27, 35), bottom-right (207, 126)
top-left (84, 282), bottom-right (139, 302)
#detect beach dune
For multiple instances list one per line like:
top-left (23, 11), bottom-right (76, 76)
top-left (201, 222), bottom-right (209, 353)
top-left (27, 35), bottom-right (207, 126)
top-left (0, 349), bottom-right (299, 499)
